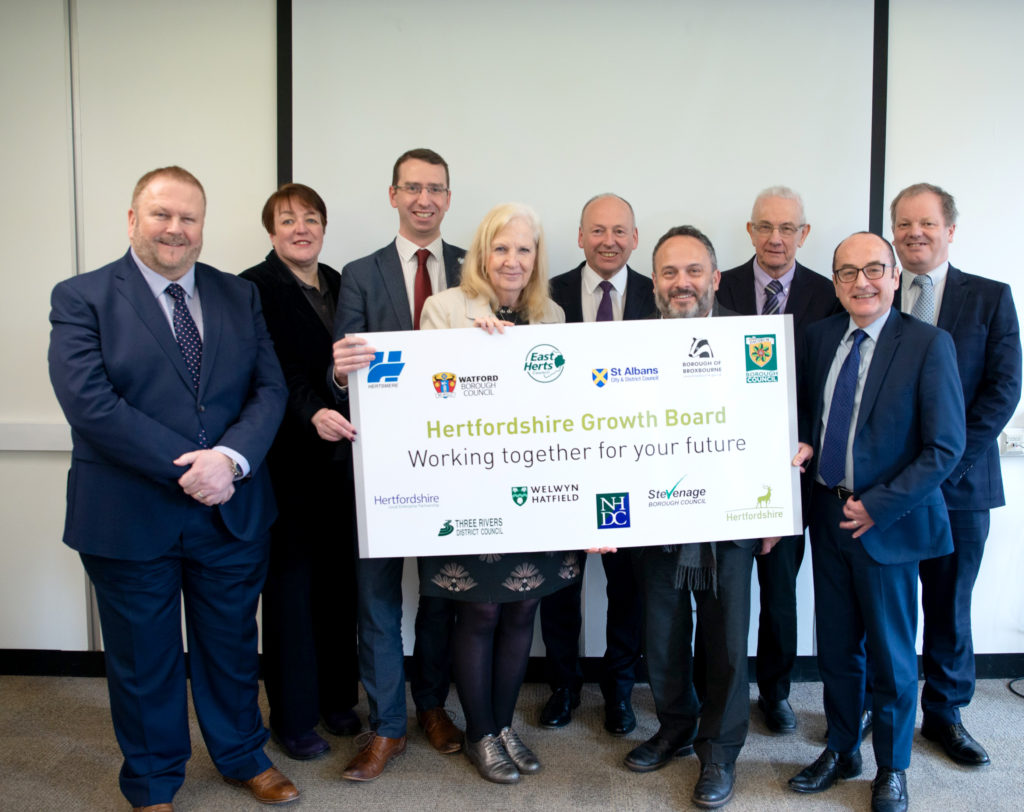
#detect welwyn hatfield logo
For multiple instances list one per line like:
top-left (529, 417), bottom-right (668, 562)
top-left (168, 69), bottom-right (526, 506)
top-left (592, 369), bottom-right (609, 387)
top-left (511, 486), bottom-right (528, 506)
top-left (367, 350), bottom-right (405, 386)
top-left (745, 335), bottom-right (778, 383)
top-left (432, 372), bottom-right (457, 398)
top-left (596, 492), bottom-right (631, 529)
top-left (524, 344), bottom-right (565, 383)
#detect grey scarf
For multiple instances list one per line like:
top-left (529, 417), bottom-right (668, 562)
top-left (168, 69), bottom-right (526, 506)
top-left (666, 541), bottom-right (718, 595)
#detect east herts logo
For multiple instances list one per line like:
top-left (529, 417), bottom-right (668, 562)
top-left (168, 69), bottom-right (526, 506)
top-left (745, 335), bottom-right (778, 383)
top-left (596, 492), bottom-right (631, 529)
top-left (592, 369), bottom-right (608, 387)
top-left (367, 350), bottom-right (405, 384)
top-left (511, 486), bottom-right (528, 506)
top-left (524, 344), bottom-right (565, 383)
top-left (432, 371), bottom-right (457, 398)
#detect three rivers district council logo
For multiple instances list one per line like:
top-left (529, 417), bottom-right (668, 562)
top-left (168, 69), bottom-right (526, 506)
top-left (524, 344), bottom-right (565, 383)
top-left (745, 335), bottom-right (778, 383)
top-left (432, 372), bottom-right (457, 398)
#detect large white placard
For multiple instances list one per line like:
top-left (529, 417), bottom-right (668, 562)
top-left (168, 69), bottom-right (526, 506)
top-left (350, 316), bottom-right (801, 558)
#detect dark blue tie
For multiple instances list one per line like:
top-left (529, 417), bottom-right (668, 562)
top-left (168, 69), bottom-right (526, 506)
top-left (762, 279), bottom-right (784, 315)
top-left (819, 329), bottom-right (867, 488)
top-left (166, 283), bottom-right (208, 447)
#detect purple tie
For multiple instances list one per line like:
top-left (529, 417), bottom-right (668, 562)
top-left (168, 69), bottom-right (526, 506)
top-left (819, 329), bottom-right (867, 488)
top-left (166, 283), bottom-right (208, 447)
top-left (596, 280), bottom-right (614, 322)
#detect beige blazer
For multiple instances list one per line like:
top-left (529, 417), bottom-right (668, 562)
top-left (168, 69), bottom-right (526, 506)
top-left (420, 286), bottom-right (564, 329)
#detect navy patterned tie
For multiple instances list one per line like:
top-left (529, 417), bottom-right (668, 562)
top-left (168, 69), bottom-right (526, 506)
top-left (762, 279), bottom-right (784, 315)
top-left (819, 329), bottom-right (867, 488)
top-left (596, 280), bottom-right (614, 321)
top-left (166, 283), bottom-right (208, 447)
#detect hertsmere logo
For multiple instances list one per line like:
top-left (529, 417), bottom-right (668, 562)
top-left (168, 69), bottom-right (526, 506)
top-left (367, 350), bottom-right (405, 388)
top-left (724, 484), bottom-right (784, 522)
top-left (524, 344), bottom-right (565, 382)
top-left (596, 492), bottom-right (631, 529)
top-left (432, 372), bottom-right (457, 398)
top-left (745, 335), bottom-right (778, 383)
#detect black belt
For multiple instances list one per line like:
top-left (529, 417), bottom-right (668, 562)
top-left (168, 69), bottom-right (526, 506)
top-left (815, 482), bottom-right (854, 501)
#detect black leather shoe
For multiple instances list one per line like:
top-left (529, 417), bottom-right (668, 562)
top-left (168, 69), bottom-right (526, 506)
top-left (921, 720), bottom-right (991, 766)
top-left (788, 747), bottom-right (862, 793)
top-left (870, 767), bottom-right (907, 812)
top-left (539, 687), bottom-right (579, 728)
top-left (825, 709), bottom-right (873, 742)
top-left (692, 762), bottom-right (735, 809)
top-left (322, 709), bottom-right (361, 737)
top-left (758, 696), bottom-right (796, 733)
top-left (623, 731), bottom-right (694, 772)
top-left (603, 699), bottom-right (636, 736)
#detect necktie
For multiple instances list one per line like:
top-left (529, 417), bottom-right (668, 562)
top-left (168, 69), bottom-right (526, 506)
top-left (818, 329), bottom-right (867, 488)
top-left (413, 248), bottom-right (432, 330)
top-left (166, 283), bottom-right (208, 447)
top-left (910, 274), bottom-right (935, 323)
top-left (762, 279), bottom-right (784, 315)
top-left (596, 280), bottom-right (614, 322)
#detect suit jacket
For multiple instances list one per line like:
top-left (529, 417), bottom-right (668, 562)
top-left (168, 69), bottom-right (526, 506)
top-left (716, 257), bottom-right (841, 348)
top-left (240, 251), bottom-right (351, 512)
top-left (929, 266), bottom-right (1020, 509)
top-left (334, 239), bottom-right (466, 337)
top-left (548, 262), bottom-right (656, 323)
top-left (48, 250), bottom-right (287, 560)
top-left (799, 309), bottom-right (966, 565)
top-left (420, 286), bottom-right (564, 328)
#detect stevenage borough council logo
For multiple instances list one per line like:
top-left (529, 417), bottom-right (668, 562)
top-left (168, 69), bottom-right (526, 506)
top-left (745, 335), bottom-right (778, 383)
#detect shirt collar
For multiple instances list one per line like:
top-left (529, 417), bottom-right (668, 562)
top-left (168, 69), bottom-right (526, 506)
top-left (131, 246), bottom-right (197, 298)
top-left (845, 307), bottom-right (891, 344)
top-left (582, 263), bottom-right (628, 295)
top-left (908, 260), bottom-right (949, 286)
top-left (752, 257), bottom-right (796, 291)
top-left (395, 234), bottom-right (443, 263)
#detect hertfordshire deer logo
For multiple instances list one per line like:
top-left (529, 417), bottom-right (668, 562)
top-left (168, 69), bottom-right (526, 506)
top-left (756, 485), bottom-right (772, 508)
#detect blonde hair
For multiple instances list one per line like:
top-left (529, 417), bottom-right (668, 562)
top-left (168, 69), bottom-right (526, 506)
top-left (460, 203), bottom-right (551, 324)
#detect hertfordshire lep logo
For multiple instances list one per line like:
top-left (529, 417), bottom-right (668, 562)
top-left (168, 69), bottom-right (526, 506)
top-left (524, 344), bottom-right (565, 383)
top-left (596, 492), bottom-right (631, 529)
top-left (366, 350), bottom-right (405, 387)
top-left (432, 372), bottom-right (457, 398)
top-left (745, 335), bottom-right (778, 383)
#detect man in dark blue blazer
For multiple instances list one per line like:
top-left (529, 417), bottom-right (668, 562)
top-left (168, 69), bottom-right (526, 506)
top-left (716, 186), bottom-right (841, 735)
top-left (891, 183), bottom-right (1021, 766)
top-left (539, 194), bottom-right (654, 736)
top-left (788, 232), bottom-right (965, 812)
top-left (331, 149), bottom-right (466, 781)
top-left (48, 167), bottom-right (295, 808)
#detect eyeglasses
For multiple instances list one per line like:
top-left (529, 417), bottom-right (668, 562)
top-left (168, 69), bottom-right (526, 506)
top-left (750, 222), bottom-right (805, 237)
top-left (392, 183), bottom-right (449, 197)
top-left (833, 263), bottom-right (891, 283)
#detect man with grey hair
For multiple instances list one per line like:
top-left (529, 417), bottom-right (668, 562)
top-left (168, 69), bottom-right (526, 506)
top-left (717, 187), bottom-right (840, 736)
top-left (627, 225), bottom-right (764, 809)
top-left (539, 193), bottom-right (655, 736)
top-left (889, 182), bottom-right (1021, 767)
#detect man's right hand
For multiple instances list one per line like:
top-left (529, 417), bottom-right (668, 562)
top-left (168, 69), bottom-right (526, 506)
top-left (332, 335), bottom-right (377, 388)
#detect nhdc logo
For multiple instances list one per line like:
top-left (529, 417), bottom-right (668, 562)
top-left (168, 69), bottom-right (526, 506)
top-left (511, 486), bottom-right (528, 506)
top-left (367, 350), bottom-right (405, 385)
top-left (745, 335), bottom-right (778, 383)
top-left (432, 372), bottom-right (457, 398)
top-left (592, 369), bottom-right (609, 388)
top-left (596, 492), bottom-right (631, 529)
top-left (524, 344), bottom-right (565, 383)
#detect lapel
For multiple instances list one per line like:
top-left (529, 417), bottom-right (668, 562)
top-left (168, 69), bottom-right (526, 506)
top-left (561, 265), bottom-right (586, 323)
top-left (113, 251), bottom-right (196, 394)
top-left (855, 309), bottom-right (901, 435)
top-left (194, 265), bottom-right (222, 400)
top-left (734, 260), bottom-right (759, 315)
top-left (442, 241), bottom-right (466, 287)
top-left (269, 251), bottom-right (334, 341)
top-left (621, 266), bottom-right (651, 320)
top-left (810, 317), bottom-right (848, 441)
top-left (376, 241), bottom-right (414, 331)
top-left (937, 264), bottom-right (967, 333)
top-left (785, 263), bottom-right (811, 322)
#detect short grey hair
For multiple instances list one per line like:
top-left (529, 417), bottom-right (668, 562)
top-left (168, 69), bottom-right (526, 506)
top-left (751, 186), bottom-right (806, 225)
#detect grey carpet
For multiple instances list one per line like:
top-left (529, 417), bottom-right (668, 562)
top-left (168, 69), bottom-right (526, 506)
top-left (0, 676), bottom-right (1020, 810)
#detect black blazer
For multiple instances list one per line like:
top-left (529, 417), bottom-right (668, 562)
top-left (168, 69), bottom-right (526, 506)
top-left (549, 262), bottom-right (656, 323)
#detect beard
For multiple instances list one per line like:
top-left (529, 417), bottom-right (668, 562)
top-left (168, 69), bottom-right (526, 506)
top-left (655, 284), bottom-right (714, 319)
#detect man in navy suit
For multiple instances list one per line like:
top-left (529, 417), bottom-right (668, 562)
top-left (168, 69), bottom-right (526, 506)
top-left (787, 232), bottom-right (965, 812)
top-left (538, 194), bottom-right (654, 736)
top-left (48, 166), bottom-right (297, 809)
top-left (890, 183), bottom-right (1021, 766)
top-left (716, 187), bottom-right (840, 735)
top-left (331, 148), bottom-right (465, 780)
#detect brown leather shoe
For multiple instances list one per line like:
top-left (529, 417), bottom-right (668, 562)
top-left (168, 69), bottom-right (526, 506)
top-left (224, 765), bottom-right (300, 804)
top-left (342, 733), bottom-right (408, 781)
top-left (132, 805), bottom-right (173, 811)
top-left (417, 707), bottom-right (464, 754)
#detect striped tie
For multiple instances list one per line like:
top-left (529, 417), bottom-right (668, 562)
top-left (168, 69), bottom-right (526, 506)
top-left (762, 279), bottom-right (784, 315)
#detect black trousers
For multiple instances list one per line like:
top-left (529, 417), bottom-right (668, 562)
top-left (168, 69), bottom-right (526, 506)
top-left (753, 532), bottom-right (804, 701)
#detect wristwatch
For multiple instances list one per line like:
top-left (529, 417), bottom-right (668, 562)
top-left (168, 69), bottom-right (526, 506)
top-left (228, 458), bottom-right (242, 479)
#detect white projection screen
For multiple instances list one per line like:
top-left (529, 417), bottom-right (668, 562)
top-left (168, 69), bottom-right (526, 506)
top-left (292, 0), bottom-right (875, 279)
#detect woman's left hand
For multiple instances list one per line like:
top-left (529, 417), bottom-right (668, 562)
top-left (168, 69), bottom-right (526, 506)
top-left (473, 316), bottom-right (515, 334)
top-left (585, 547), bottom-right (618, 554)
